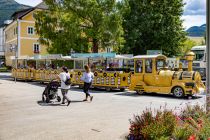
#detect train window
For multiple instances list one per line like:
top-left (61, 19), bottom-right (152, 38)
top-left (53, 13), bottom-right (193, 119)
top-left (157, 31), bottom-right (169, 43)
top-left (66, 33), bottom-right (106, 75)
top-left (156, 59), bottom-right (165, 70)
top-left (135, 60), bottom-right (143, 73)
top-left (192, 50), bottom-right (204, 61)
top-left (145, 59), bottom-right (152, 73)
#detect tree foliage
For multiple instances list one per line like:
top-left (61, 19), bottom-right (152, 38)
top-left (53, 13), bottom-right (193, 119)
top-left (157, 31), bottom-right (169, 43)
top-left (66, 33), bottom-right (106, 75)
top-left (35, 0), bottom-right (124, 54)
top-left (180, 39), bottom-right (197, 56)
top-left (121, 0), bottom-right (186, 56)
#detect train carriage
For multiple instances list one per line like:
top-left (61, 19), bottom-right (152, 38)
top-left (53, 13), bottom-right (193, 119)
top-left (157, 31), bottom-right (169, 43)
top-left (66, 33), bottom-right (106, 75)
top-left (70, 53), bottom-right (133, 91)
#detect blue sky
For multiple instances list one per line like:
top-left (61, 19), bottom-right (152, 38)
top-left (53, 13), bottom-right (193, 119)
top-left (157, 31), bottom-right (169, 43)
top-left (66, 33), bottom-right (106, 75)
top-left (15, 0), bottom-right (206, 29)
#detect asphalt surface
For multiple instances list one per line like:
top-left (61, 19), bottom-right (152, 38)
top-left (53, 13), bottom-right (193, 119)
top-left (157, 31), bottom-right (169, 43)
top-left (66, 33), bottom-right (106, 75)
top-left (0, 73), bottom-right (206, 140)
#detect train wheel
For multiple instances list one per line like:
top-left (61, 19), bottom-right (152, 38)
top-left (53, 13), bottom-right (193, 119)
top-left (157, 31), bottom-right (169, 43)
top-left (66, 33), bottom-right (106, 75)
top-left (172, 86), bottom-right (184, 98)
top-left (120, 88), bottom-right (125, 92)
top-left (136, 90), bottom-right (144, 95)
top-left (106, 87), bottom-right (112, 92)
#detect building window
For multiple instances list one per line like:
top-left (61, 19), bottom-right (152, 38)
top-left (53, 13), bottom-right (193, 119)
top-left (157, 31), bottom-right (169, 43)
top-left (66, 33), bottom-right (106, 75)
top-left (33, 44), bottom-right (40, 53)
top-left (28, 27), bottom-right (34, 34)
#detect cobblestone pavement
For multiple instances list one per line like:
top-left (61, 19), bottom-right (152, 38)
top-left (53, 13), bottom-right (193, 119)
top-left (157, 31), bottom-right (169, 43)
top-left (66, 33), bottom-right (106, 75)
top-left (0, 73), bottom-right (206, 140)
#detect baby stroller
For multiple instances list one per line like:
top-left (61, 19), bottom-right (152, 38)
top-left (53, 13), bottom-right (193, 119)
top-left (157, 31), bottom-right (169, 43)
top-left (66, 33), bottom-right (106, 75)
top-left (42, 80), bottom-right (61, 103)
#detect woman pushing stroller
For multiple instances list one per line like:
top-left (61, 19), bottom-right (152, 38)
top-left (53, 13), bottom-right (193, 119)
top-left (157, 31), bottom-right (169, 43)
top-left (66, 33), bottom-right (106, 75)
top-left (58, 67), bottom-right (71, 106)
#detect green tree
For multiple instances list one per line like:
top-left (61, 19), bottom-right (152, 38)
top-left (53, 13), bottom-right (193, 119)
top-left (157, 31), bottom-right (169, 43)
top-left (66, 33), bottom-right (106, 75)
top-left (180, 39), bottom-right (197, 56)
top-left (121, 0), bottom-right (186, 56)
top-left (35, 0), bottom-right (124, 54)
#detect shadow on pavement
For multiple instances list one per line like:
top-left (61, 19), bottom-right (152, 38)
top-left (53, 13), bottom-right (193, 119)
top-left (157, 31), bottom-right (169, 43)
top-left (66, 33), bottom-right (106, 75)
top-left (70, 86), bottom-right (123, 94)
top-left (114, 92), bottom-right (203, 100)
top-left (0, 73), bottom-right (12, 80)
top-left (0, 75), bottom-right (47, 87)
top-left (26, 81), bottom-right (46, 87)
top-left (37, 100), bottom-right (84, 106)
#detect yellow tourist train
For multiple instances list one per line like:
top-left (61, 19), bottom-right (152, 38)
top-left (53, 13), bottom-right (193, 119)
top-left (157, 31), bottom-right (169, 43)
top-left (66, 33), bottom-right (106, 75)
top-left (129, 52), bottom-right (205, 97)
top-left (11, 52), bottom-right (205, 98)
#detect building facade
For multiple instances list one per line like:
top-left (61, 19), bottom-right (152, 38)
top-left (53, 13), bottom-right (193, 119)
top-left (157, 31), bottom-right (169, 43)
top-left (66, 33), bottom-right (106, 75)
top-left (0, 27), bottom-right (5, 66)
top-left (4, 2), bottom-right (48, 66)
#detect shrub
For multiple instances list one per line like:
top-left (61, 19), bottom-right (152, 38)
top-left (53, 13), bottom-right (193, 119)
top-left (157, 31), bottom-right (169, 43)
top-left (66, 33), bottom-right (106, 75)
top-left (178, 105), bottom-right (210, 139)
top-left (127, 105), bottom-right (210, 140)
top-left (0, 67), bottom-right (8, 72)
top-left (128, 108), bottom-right (176, 140)
top-left (173, 124), bottom-right (195, 140)
top-left (180, 105), bottom-right (206, 122)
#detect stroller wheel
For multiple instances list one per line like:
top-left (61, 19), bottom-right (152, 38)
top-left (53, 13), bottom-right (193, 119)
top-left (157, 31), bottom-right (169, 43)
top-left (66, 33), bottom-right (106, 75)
top-left (57, 96), bottom-right (61, 102)
top-left (42, 96), bottom-right (45, 102)
top-left (46, 98), bottom-right (50, 103)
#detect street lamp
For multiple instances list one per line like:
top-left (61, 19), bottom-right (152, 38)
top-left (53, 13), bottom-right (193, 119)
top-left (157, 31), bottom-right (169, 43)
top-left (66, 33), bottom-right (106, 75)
top-left (9, 44), bottom-right (18, 83)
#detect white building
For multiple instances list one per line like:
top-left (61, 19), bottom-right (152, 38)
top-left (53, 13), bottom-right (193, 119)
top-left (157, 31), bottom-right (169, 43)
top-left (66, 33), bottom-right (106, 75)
top-left (0, 20), bottom-right (12, 66)
top-left (0, 27), bottom-right (5, 64)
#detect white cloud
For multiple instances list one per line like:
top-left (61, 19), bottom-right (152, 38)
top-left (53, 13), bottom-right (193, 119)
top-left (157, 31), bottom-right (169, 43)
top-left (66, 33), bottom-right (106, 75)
top-left (183, 0), bottom-right (206, 15)
top-left (182, 15), bottom-right (206, 29)
top-left (14, 0), bottom-right (43, 7)
top-left (182, 0), bottom-right (206, 29)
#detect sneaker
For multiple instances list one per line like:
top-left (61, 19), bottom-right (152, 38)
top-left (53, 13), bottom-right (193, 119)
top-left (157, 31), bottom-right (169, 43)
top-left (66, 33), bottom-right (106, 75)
top-left (67, 101), bottom-right (71, 106)
top-left (90, 96), bottom-right (93, 102)
top-left (83, 99), bottom-right (88, 102)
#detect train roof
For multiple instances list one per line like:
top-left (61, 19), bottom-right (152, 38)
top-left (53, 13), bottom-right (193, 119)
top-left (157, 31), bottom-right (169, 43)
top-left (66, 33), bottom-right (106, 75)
top-left (133, 54), bottom-right (167, 59)
top-left (191, 46), bottom-right (206, 50)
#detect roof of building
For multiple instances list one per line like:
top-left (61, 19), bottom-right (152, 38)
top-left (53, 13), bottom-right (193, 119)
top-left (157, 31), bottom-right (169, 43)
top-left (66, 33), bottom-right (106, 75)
top-left (11, 8), bottom-right (34, 20)
top-left (11, 1), bottom-right (48, 20)
top-left (35, 1), bottom-right (48, 10)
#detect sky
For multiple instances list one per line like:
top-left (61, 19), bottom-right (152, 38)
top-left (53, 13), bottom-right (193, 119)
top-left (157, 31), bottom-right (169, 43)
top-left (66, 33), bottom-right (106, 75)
top-left (14, 0), bottom-right (42, 7)
top-left (14, 0), bottom-right (206, 29)
top-left (182, 0), bottom-right (206, 29)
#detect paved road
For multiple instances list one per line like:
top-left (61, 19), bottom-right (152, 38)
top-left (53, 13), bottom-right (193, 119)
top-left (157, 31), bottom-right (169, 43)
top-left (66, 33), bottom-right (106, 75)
top-left (0, 73), bottom-right (206, 140)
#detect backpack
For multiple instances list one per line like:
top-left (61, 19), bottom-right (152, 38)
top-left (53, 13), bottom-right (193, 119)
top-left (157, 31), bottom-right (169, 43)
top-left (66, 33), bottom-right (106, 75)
top-left (64, 76), bottom-right (71, 85)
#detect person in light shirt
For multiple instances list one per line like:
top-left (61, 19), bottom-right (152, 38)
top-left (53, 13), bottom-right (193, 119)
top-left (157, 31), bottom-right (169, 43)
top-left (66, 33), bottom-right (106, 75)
top-left (80, 65), bottom-right (94, 102)
top-left (58, 67), bottom-right (71, 106)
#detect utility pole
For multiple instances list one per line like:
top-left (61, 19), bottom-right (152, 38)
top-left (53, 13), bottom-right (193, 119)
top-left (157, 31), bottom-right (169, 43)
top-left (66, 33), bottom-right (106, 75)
top-left (206, 0), bottom-right (210, 112)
